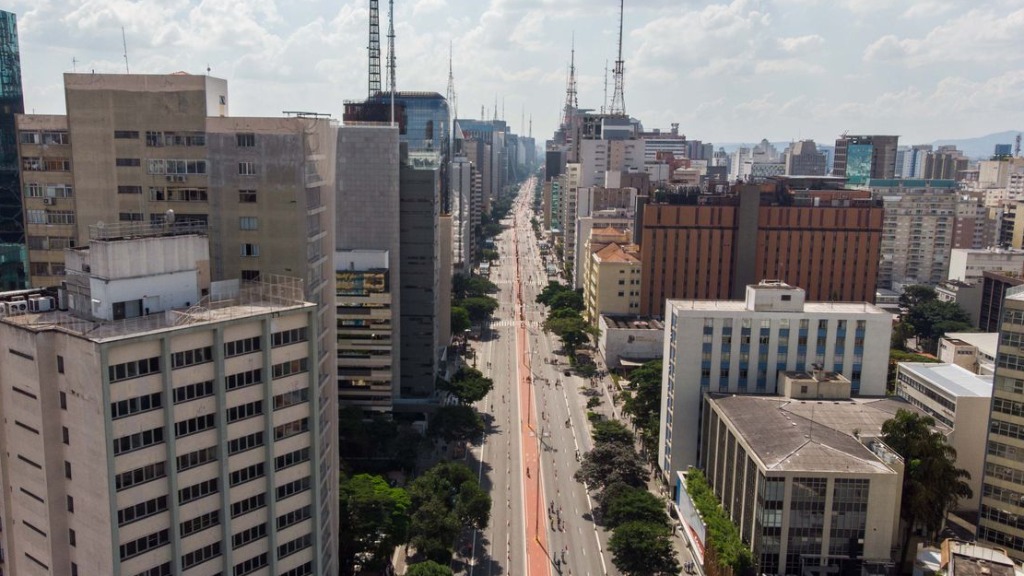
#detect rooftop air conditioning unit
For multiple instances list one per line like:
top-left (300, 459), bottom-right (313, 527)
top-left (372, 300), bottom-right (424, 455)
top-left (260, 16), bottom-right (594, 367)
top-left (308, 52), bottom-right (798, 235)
top-left (42, 197), bottom-right (55, 205)
top-left (28, 296), bottom-right (54, 312)
top-left (7, 300), bottom-right (29, 315)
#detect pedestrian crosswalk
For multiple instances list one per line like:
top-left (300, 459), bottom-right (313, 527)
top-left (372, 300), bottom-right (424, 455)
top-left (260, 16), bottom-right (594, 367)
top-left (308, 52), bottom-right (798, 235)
top-left (490, 319), bottom-right (539, 328)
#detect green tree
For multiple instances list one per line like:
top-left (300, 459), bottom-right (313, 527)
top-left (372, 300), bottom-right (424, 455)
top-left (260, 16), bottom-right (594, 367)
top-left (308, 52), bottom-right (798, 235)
top-left (891, 321), bottom-right (914, 351)
top-left (536, 281), bottom-right (571, 306)
top-left (440, 367), bottom-right (494, 404)
top-left (549, 289), bottom-right (584, 312)
top-left (453, 275), bottom-right (498, 300)
top-left (575, 441), bottom-right (648, 491)
top-left (904, 299), bottom-right (972, 354)
top-left (887, 350), bottom-right (940, 394)
top-left (686, 470), bottom-right (754, 573)
top-left (592, 419), bottom-right (634, 446)
top-left (451, 306), bottom-right (471, 336)
top-left (622, 360), bottom-right (663, 459)
top-left (460, 296), bottom-right (499, 323)
top-left (338, 474), bottom-right (410, 576)
top-left (428, 405), bottom-right (485, 443)
top-left (602, 486), bottom-right (668, 529)
top-left (881, 409), bottom-right (972, 561)
top-left (407, 462), bottom-right (491, 563)
top-left (406, 561), bottom-right (454, 576)
top-left (608, 521), bottom-right (680, 576)
top-left (899, 285), bottom-right (937, 310)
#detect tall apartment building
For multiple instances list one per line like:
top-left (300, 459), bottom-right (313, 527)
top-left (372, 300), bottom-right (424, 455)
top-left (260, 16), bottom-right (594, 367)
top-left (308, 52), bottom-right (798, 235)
top-left (979, 271), bottom-right (1024, 332)
top-left (953, 194), bottom-right (994, 250)
top-left (0, 10), bottom-right (24, 246)
top-left (833, 135), bottom-right (899, 184)
top-left (449, 155), bottom-right (475, 274)
top-left (573, 208), bottom-right (634, 289)
top-left (923, 147), bottom-right (969, 181)
top-left (0, 228), bottom-right (326, 576)
top-left (639, 179), bottom-right (883, 317)
top-left (659, 282), bottom-right (892, 474)
top-left (16, 73), bottom-right (338, 570)
top-left (875, 186), bottom-right (958, 289)
top-left (978, 286), bottom-right (1024, 559)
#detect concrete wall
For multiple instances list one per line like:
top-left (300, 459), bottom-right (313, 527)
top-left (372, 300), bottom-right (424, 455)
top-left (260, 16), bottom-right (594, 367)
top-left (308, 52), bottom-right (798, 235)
top-left (597, 317), bottom-right (663, 369)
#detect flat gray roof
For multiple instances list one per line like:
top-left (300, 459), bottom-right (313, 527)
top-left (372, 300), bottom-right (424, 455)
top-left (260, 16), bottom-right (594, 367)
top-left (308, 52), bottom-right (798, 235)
top-left (898, 363), bottom-right (992, 398)
top-left (668, 300), bottom-right (888, 315)
top-left (602, 315), bottom-right (664, 330)
top-left (944, 332), bottom-right (998, 357)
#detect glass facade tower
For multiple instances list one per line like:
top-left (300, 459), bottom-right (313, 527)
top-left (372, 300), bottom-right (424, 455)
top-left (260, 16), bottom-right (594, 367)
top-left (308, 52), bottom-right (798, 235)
top-left (0, 10), bottom-right (23, 245)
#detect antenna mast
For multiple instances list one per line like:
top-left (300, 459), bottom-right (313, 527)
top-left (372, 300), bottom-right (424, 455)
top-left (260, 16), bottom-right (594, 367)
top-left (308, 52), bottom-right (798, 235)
top-left (121, 26), bottom-right (130, 74)
top-left (610, 0), bottom-right (626, 116)
top-left (368, 0), bottom-right (381, 97)
top-left (602, 59), bottom-right (608, 114)
top-left (562, 35), bottom-right (577, 127)
top-left (387, 0), bottom-right (396, 125)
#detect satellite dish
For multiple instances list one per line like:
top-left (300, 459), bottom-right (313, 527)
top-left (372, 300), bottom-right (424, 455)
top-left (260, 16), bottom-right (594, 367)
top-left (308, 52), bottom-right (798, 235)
top-left (165, 209), bottom-right (175, 223)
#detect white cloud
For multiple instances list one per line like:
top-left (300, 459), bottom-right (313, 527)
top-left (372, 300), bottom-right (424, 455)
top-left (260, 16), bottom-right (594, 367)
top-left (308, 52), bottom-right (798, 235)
top-left (776, 34), bottom-right (824, 53)
top-left (755, 58), bottom-right (824, 75)
top-left (864, 7), bottom-right (1024, 66)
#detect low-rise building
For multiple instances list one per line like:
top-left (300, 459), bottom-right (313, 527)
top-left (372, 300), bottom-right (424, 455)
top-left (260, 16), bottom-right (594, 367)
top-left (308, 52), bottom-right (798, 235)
top-left (596, 315), bottom-right (663, 370)
top-left (693, 385), bottom-right (909, 575)
top-left (939, 332), bottom-right (998, 375)
top-left (895, 363), bottom-right (992, 510)
top-left (583, 242), bottom-right (640, 324)
top-left (948, 247), bottom-right (1024, 284)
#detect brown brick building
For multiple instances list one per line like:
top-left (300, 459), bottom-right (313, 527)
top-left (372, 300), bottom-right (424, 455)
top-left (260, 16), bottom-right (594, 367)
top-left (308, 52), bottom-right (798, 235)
top-left (639, 179), bottom-right (883, 317)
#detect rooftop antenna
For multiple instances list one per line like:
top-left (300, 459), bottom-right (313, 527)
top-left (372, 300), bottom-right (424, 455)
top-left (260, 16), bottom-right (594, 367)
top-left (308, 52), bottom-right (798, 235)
top-left (493, 94), bottom-right (498, 121)
top-left (610, 0), bottom-right (626, 116)
top-left (368, 0), bottom-right (381, 98)
top-left (1016, 133), bottom-right (1022, 157)
top-left (206, 64), bottom-right (211, 76)
top-left (72, 57), bottom-right (78, 73)
top-left (480, 104), bottom-right (484, 121)
top-left (121, 26), bottom-right (130, 74)
top-left (446, 40), bottom-right (456, 155)
top-left (387, 0), bottom-right (396, 126)
top-left (529, 114), bottom-right (532, 139)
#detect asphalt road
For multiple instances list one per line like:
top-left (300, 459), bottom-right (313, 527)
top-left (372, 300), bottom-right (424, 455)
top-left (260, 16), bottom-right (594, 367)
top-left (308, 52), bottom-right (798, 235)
top-left (455, 178), bottom-right (620, 576)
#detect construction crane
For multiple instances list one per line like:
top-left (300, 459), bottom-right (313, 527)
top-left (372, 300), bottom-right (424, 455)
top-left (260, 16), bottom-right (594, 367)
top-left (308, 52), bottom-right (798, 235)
top-left (609, 0), bottom-right (626, 116)
top-left (367, 0), bottom-right (381, 98)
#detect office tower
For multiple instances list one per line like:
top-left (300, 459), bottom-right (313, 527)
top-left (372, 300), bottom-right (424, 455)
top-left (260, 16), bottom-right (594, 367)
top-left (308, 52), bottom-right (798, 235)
top-left (398, 147), bottom-right (441, 403)
top-left (449, 155), bottom-right (474, 274)
top-left (335, 125), bottom-right (401, 413)
top-left (659, 281), bottom-right (891, 473)
top-left (978, 286), bottom-right (1024, 559)
top-left (639, 178), bottom-right (883, 317)
top-left (922, 146), bottom-right (969, 181)
top-left (16, 73), bottom-right (339, 572)
top-left (783, 140), bottom-right (826, 176)
top-left (0, 228), bottom-right (325, 576)
top-left (832, 135), bottom-right (899, 183)
top-left (0, 11), bottom-right (23, 245)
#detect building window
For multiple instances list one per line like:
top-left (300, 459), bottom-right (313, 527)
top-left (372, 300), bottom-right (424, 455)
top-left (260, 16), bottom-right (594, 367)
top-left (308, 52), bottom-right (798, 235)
top-left (225, 336), bottom-right (261, 357)
top-left (238, 161), bottom-right (257, 176)
top-left (171, 346), bottom-right (213, 369)
top-left (177, 446), bottom-right (217, 472)
top-left (231, 493), bottom-right (266, 518)
top-left (236, 133), bottom-right (256, 147)
top-left (117, 185), bottom-right (142, 194)
top-left (239, 189), bottom-right (257, 203)
top-left (241, 269), bottom-right (260, 281)
top-left (239, 216), bottom-right (259, 230)
top-left (241, 243), bottom-right (260, 257)
top-left (114, 130), bottom-right (139, 139)
top-left (272, 327), bottom-right (309, 347)
top-left (119, 528), bottom-right (169, 561)
top-left (115, 158), bottom-right (141, 167)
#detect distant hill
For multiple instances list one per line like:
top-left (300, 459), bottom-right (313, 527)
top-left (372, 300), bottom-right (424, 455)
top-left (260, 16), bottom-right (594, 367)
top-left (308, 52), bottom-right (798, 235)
top-left (933, 131), bottom-right (1021, 159)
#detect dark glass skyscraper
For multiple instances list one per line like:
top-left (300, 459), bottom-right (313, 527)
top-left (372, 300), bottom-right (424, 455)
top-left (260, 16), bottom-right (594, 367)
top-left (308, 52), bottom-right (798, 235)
top-left (0, 10), bottom-right (23, 245)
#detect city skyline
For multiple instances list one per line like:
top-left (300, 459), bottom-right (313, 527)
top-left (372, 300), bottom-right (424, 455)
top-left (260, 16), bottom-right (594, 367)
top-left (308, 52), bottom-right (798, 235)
top-left (3, 0), bottom-right (1021, 144)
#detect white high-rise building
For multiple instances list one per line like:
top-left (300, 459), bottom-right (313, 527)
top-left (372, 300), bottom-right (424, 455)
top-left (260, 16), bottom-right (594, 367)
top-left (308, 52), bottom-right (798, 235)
top-left (659, 281), bottom-right (891, 475)
top-left (0, 226), bottom-right (325, 576)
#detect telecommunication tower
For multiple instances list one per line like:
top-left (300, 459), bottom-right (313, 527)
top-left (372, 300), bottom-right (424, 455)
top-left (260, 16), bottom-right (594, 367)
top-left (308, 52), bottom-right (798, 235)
top-left (561, 35), bottom-right (578, 127)
top-left (609, 0), bottom-right (627, 116)
top-left (368, 0), bottom-right (381, 97)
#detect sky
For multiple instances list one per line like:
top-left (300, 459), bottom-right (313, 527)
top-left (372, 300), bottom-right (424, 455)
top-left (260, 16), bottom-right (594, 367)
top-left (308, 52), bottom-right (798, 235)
top-left (6, 0), bottom-right (1024, 146)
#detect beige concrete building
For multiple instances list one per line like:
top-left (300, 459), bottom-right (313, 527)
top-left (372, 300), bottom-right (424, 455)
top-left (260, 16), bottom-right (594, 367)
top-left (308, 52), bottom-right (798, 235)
top-left (0, 228), bottom-right (326, 576)
top-left (978, 286), bottom-right (1024, 558)
top-left (895, 363), bottom-right (992, 511)
top-left (583, 242), bottom-right (640, 325)
top-left (16, 74), bottom-right (338, 568)
top-left (580, 226), bottom-right (632, 324)
top-left (699, 387), bottom-right (905, 575)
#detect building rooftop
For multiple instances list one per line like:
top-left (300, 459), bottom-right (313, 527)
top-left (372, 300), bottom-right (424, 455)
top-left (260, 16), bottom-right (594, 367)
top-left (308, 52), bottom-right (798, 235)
top-left (944, 540), bottom-right (1017, 576)
top-left (668, 299), bottom-right (887, 315)
top-left (898, 363), bottom-right (992, 398)
top-left (709, 394), bottom-right (916, 474)
top-left (602, 315), bottom-right (664, 330)
top-left (593, 242), bottom-right (639, 264)
top-left (944, 332), bottom-right (998, 357)
top-left (2, 277), bottom-right (310, 343)
top-left (590, 226), bottom-right (629, 238)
